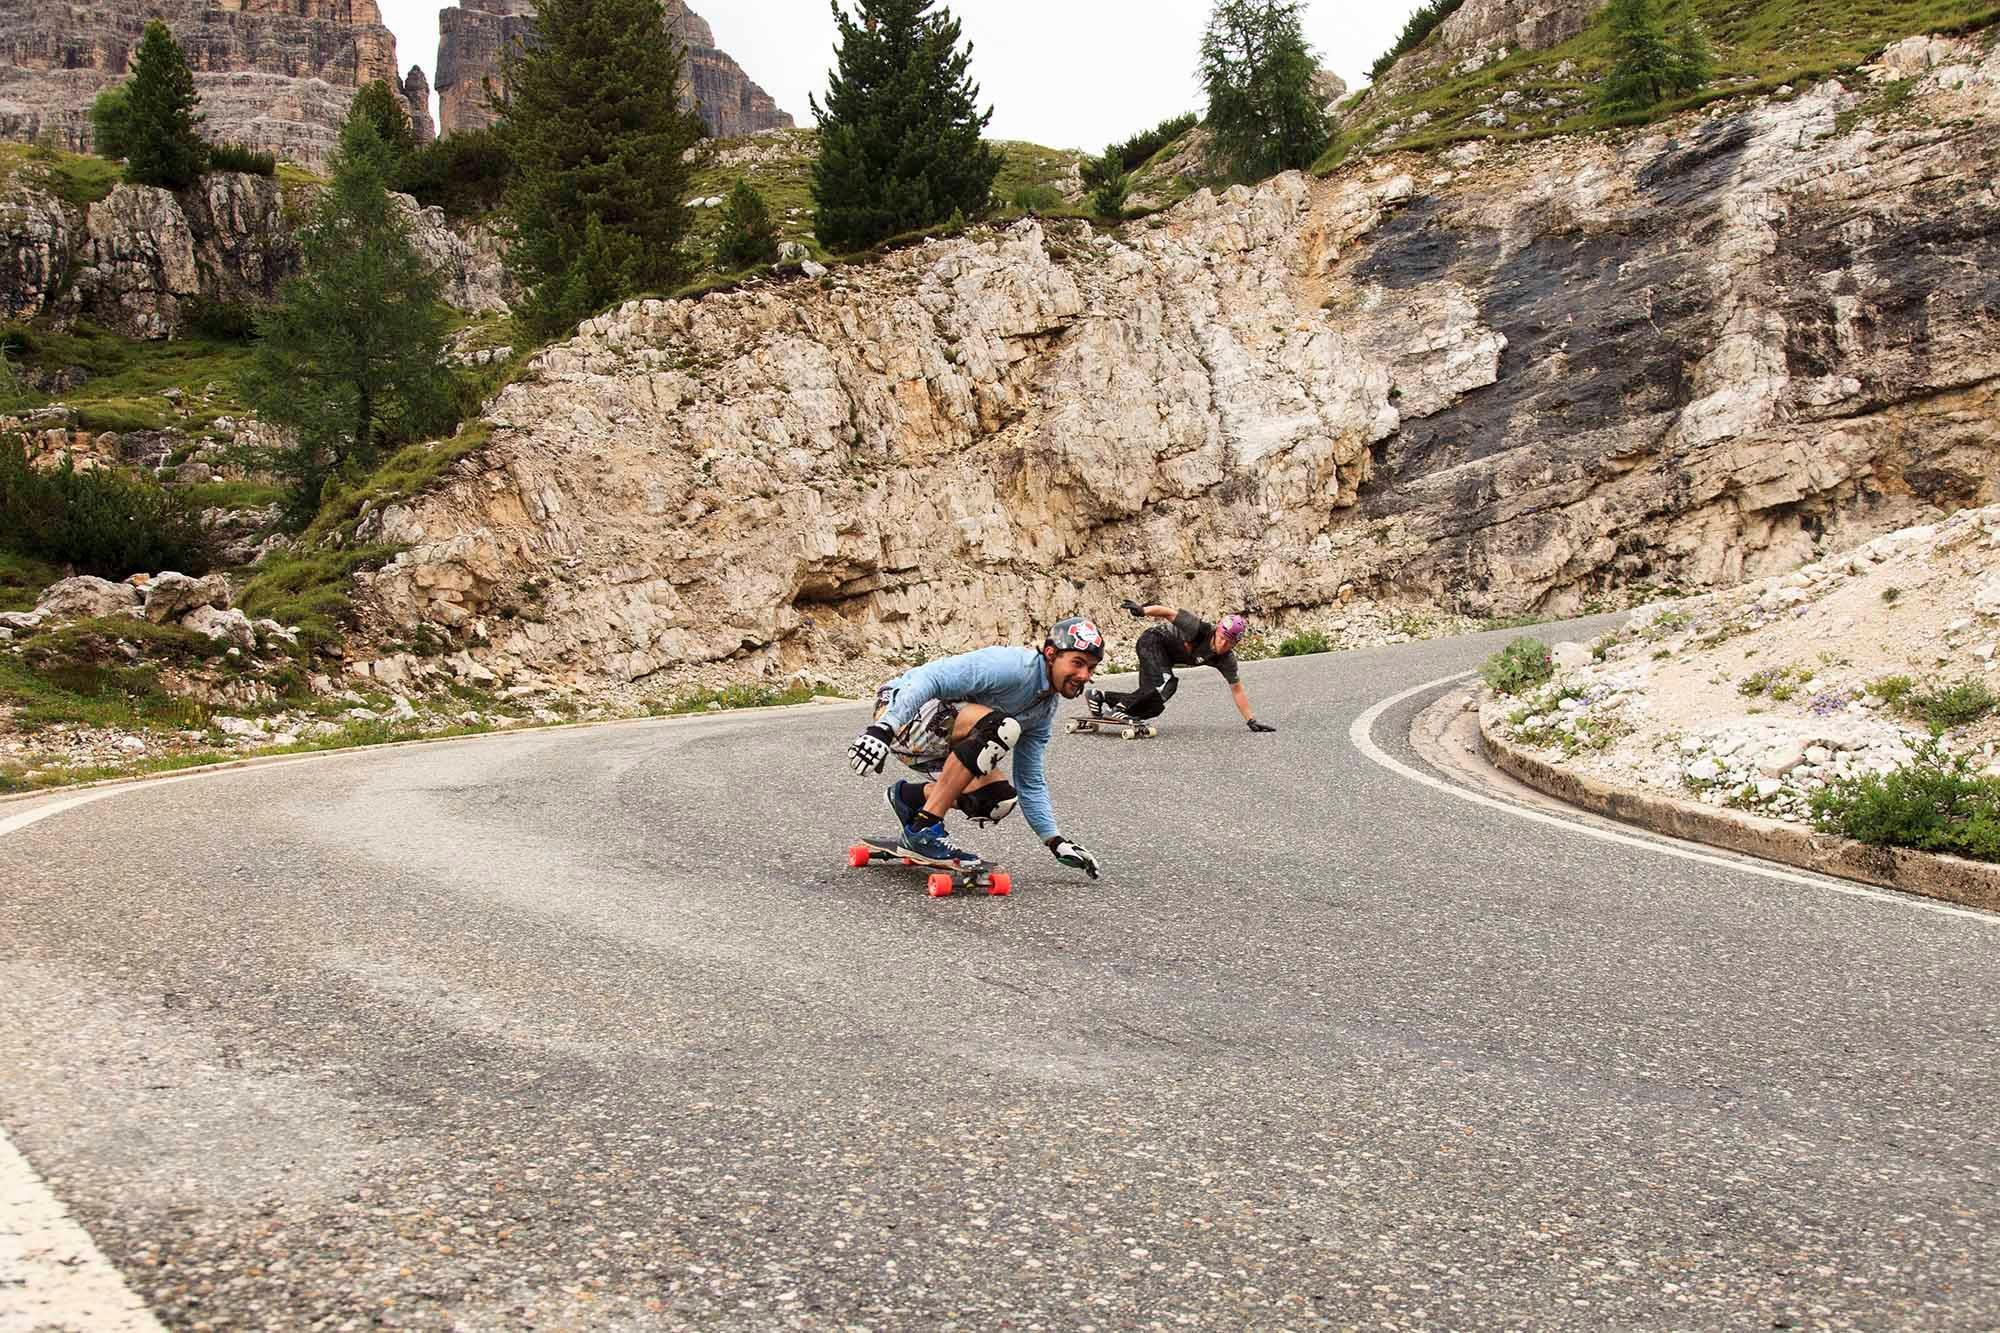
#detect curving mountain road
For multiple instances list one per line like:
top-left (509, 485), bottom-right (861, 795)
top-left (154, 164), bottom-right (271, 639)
top-left (3, 622), bottom-right (1997, 1330)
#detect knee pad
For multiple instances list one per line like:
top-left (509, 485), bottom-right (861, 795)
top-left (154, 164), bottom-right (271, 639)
top-left (957, 781), bottom-right (1018, 826)
top-left (1157, 670), bottom-right (1180, 703)
top-left (951, 712), bottom-right (1020, 775)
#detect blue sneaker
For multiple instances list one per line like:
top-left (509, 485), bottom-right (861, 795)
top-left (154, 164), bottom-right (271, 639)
top-left (885, 779), bottom-right (926, 833)
top-left (897, 817), bottom-right (981, 869)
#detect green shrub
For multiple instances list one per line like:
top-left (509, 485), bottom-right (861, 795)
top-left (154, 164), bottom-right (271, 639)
top-left (206, 141), bottom-right (276, 176)
top-left (397, 127), bottom-right (513, 219)
top-left (1277, 628), bottom-right (1332, 657)
top-left (1107, 112), bottom-right (1198, 172)
top-left (237, 545), bottom-right (400, 655)
top-left (184, 297), bottom-right (258, 341)
top-left (1481, 635), bottom-right (1553, 694)
top-left (89, 84), bottom-right (133, 160)
top-left (713, 179), bottom-right (780, 270)
top-left (1908, 677), bottom-right (1998, 730)
top-left (1810, 735), bottom-right (2000, 862)
top-left (1870, 674), bottom-right (1915, 708)
top-left (0, 435), bottom-right (212, 577)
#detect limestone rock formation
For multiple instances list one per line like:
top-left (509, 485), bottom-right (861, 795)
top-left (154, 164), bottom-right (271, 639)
top-left (434, 0), bottom-right (793, 139)
top-left (402, 65), bottom-right (437, 145)
top-left (0, 0), bottom-right (422, 169)
top-left (0, 171), bottom-right (508, 337)
top-left (1375, 0), bottom-right (1605, 94)
top-left (350, 37), bottom-right (2000, 696)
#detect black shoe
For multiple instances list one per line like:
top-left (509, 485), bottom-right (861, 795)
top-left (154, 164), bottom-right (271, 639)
top-left (1086, 687), bottom-right (1106, 719)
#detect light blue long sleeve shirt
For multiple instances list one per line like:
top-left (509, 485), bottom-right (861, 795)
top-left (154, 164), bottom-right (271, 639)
top-left (880, 645), bottom-right (1063, 840)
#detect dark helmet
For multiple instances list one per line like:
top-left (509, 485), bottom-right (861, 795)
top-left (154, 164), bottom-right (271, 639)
top-left (1045, 615), bottom-right (1106, 661)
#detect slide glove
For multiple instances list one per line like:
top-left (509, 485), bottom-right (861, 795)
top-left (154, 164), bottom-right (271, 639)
top-left (1119, 598), bottom-right (1146, 619)
top-left (1247, 718), bottom-right (1277, 733)
top-left (848, 721), bottom-right (895, 775)
top-left (1046, 835), bottom-right (1101, 879)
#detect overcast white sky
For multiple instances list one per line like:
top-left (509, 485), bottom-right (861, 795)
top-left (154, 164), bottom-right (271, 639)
top-left (375, 1), bottom-right (1419, 153)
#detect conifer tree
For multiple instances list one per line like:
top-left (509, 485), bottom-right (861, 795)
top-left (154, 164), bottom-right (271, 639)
top-left (348, 79), bottom-right (419, 170)
top-left (809, 0), bottom-right (1002, 253)
top-left (1199, 0), bottom-right (1329, 182)
top-left (498, 0), bottom-right (705, 337)
top-left (89, 83), bottom-right (134, 160)
top-left (123, 20), bottom-right (207, 188)
top-left (1600, 0), bottom-right (1710, 112)
top-left (714, 180), bottom-right (781, 270)
top-left (241, 111), bottom-right (455, 525)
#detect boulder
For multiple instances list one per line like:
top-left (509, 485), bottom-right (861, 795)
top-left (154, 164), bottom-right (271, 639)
top-left (182, 605), bottom-right (257, 648)
top-left (1551, 641), bottom-right (1594, 670)
top-left (142, 571), bottom-right (232, 624)
top-left (35, 576), bottom-right (141, 620)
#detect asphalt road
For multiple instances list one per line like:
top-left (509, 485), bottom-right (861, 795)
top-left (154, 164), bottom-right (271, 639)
top-left (3, 622), bottom-right (1997, 1330)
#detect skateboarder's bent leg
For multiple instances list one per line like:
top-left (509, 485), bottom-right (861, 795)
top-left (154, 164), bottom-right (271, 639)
top-left (1098, 634), bottom-right (1174, 720)
top-left (916, 704), bottom-right (1018, 820)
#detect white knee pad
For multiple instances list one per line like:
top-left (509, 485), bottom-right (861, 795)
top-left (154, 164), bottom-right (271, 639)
top-left (952, 714), bottom-right (1021, 775)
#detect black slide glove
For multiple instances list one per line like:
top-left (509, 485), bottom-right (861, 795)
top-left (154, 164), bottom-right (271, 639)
top-left (847, 721), bottom-right (894, 775)
top-left (1247, 718), bottom-right (1277, 733)
top-left (1119, 597), bottom-right (1145, 619)
top-left (1046, 836), bottom-right (1101, 879)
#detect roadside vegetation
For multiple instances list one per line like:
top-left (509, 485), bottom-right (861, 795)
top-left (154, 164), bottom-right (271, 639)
top-left (1481, 636), bottom-right (1555, 695)
top-left (1811, 734), bottom-right (2000, 861)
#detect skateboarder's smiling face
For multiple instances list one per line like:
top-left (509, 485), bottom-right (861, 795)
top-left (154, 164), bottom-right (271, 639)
top-left (1044, 647), bottom-right (1098, 698)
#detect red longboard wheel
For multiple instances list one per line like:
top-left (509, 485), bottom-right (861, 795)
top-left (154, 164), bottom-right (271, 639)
top-left (927, 873), bottom-right (954, 897)
top-left (986, 871), bottom-right (1012, 896)
top-left (902, 857), bottom-right (914, 866)
top-left (848, 844), bottom-right (871, 868)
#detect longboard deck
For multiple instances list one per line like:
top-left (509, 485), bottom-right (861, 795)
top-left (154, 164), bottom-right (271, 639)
top-left (1065, 715), bottom-right (1158, 740)
top-left (848, 836), bottom-right (1011, 896)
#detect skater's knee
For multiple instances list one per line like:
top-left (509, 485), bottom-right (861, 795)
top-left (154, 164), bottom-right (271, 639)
top-left (957, 780), bottom-right (1018, 826)
top-left (1129, 693), bottom-right (1165, 720)
top-left (951, 712), bottom-right (1020, 775)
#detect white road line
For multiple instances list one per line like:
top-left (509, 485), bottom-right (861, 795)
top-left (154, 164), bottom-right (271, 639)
top-left (1350, 671), bottom-right (2000, 926)
top-left (0, 1135), bottom-right (163, 1333)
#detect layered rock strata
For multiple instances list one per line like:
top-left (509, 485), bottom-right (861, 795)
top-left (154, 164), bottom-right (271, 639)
top-left (1374, 0), bottom-right (1605, 95)
top-left (0, 0), bottom-right (428, 168)
top-left (434, 0), bottom-right (792, 138)
top-left (345, 39), bottom-right (2000, 691)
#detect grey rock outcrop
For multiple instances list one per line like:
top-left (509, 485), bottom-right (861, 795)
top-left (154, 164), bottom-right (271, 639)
top-left (1, 171), bottom-right (507, 335)
top-left (434, 0), bottom-right (792, 139)
top-left (349, 42), bottom-right (2000, 692)
top-left (1375, 0), bottom-right (1605, 94)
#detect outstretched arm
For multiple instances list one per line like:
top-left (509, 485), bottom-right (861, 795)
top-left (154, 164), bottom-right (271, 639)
top-left (1235, 680), bottom-right (1277, 732)
top-left (1118, 597), bottom-right (1178, 621)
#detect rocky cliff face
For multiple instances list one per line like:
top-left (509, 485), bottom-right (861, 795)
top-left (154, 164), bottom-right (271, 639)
top-left (0, 172), bottom-right (508, 337)
top-left (1375, 0), bottom-right (1604, 94)
top-left (0, 0), bottom-right (429, 169)
top-left (433, 0), bottom-right (793, 139)
top-left (337, 37), bottom-right (1997, 694)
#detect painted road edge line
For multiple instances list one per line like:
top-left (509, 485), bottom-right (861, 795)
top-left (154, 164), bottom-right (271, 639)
top-left (1351, 671), bottom-right (1999, 926)
top-left (0, 1133), bottom-right (164, 1332)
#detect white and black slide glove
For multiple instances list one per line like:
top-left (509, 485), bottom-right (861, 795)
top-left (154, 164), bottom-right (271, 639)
top-left (1046, 835), bottom-right (1101, 879)
top-left (848, 721), bottom-right (894, 775)
top-left (1247, 718), bottom-right (1277, 733)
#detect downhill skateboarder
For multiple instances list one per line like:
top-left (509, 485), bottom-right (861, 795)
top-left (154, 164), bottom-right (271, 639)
top-left (846, 617), bottom-right (1106, 879)
top-left (1087, 600), bottom-right (1277, 734)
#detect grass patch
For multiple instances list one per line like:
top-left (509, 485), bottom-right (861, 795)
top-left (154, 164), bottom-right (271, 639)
top-left (302, 419), bottom-right (493, 547)
top-left (1906, 677), bottom-right (1998, 729)
top-left (0, 638), bottom-right (210, 733)
top-left (237, 545), bottom-right (402, 655)
top-left (0, 549), bottom-right (64, 612)
top-left (1323, 0), bottom-right (2000, 166)
top-left (1481, 635), bottom-right (1554, 695)
top-left (0, 143), bottom-right (122, 208)
top-left (646, 681), bottom-right (843, 715)
top-left (0, 321), bottom-right (257, 433)
top-left (178, 479), bottom-right (285, 511)
top-left (1738, 662), bottom-right (1815, 702)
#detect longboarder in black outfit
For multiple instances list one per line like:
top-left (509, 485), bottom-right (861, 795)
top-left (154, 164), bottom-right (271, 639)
top-left (1085, 601), bottom-right (1276, 733)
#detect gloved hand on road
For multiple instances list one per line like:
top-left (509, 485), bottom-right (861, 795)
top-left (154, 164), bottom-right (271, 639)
top-left (1046, 836), bottom-right (1101, 879)
top-left (1247, 718), bottom-right (1277, 733)
top-left (1119, 598), bottom-right (1146, 618)
top-left (847, 721), bottom-right (894, 775)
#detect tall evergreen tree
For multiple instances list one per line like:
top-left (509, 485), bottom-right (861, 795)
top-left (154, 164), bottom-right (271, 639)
top-left (809, 0), bottom-right (1003, 253)
top-left (348, 79), bottom-right (419, 169)
top-left (123, 19), bottom-right (207, 188)
top-left (1199, 0), bottom-right (1329, 182)
top-left (1600, 0), bottom-right (1709, 111)
top-left (241, 111), bottom-right (455, 526)
top-left (497, 0), bottom-right (705, 337)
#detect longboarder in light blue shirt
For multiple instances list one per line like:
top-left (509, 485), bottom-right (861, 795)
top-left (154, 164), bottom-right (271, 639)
top-left (846, 617), bottom-right (1106, 878)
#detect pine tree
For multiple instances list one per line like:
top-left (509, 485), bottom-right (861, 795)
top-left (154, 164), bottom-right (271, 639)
top-left (348, 79), bottom-right (419, 170)
top-left (122, 19), bottom-right (207, 188)
top-left (1199, 0), bottom-right (1330, 182)
top-left (241, 110), bottom-right (456, 526)
top-left (714, 180), bottom-right (781, 270)
top-left (1668, 15), bottom-right (1715, 96)
top-left (498, 0), bottom-right (705, 337)
top-left (809, 0), bottom-right (1003, 254)
top-left (1599, 0), bottom-right (1691, 112)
